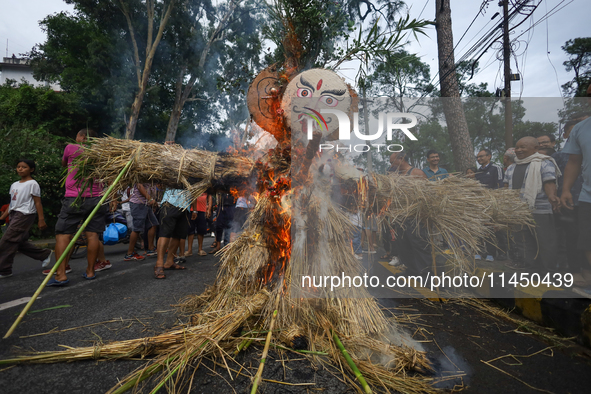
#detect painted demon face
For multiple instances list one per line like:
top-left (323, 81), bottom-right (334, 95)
top-left (281, 69), bottom-right (352, 141)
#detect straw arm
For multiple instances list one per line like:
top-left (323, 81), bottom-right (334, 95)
top-left (79, 137), bottom-right (261, 200)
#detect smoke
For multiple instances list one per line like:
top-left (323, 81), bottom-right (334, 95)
top-left (353, 325), bottom-right (427, 372)
top-left (248, 123), bottom-right (278, 158)
top-left (177, 130), bottom-right (232, 152)
top-left (432, 345), bottom-right (473, 389)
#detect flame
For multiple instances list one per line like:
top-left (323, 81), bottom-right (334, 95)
top-left (257, 148), bottom-right (292, 287)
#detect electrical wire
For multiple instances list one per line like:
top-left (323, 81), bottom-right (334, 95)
top-left (517, 15), bottom-right (535, 98)
top-left (431, 0), bottom-right (533, 90)
top-left (417, 0), bottom-right (429, 19)
top-left (544, 0), bottom-right (565, 100)
top-left (432, 0), bottom-right (567, 96)
top-left (511, 0), bottom-right (573, 41)
top-left (425, 0), bottom-right (500, 93)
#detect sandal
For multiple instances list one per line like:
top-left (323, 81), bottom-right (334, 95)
top-left (198, 250), bottom-right (207, 256)
top-left (164, 263), bottom-right (186, 270)
top-left (210, 248), bottom-right (220, 254)
top-left (210, 242), bottom-right (218, 248)
top-left (154, 266), bottom-right (166, 279)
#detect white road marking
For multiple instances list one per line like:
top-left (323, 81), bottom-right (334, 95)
top-left (0, 297), bottom-right (39, 311)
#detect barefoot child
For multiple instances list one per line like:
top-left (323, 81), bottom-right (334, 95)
top-left (0, 159), bottom-right (52, 278)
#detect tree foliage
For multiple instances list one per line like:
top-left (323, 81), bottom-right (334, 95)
top-left (367, 49), bottom-right (432, 99)
top-left (29, 0), bottom-right (264, 146)
top-left (0, 82), bottom-right (90, 138)
top-left (0, 120), bottom-right (70, 236)
top-left (29, 8), bottom-right (136, 135)
top-left (263, 0), bottom-right (353, 69)
top-left (561, 37), bottom-right (591, 98)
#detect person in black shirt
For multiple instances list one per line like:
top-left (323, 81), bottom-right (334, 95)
top-left (474, 149), bottom-right (506, 261)
top-left (475, 149), bottom-right (504, 189)
top-left (210, 192), bottom-right (236, 253)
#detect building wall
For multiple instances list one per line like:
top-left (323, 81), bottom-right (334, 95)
top-left (0, 58), bottom-right (61, 90)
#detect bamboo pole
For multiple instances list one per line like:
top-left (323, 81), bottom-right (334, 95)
top-left (331, 329), bottom-right (372, 394)
top-left (4, 156), bottom-right (136, 339)
top-left (250, 292), bottom-right (281, 394)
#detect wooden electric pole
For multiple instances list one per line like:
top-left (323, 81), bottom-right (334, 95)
top-left (435, 0), bottom-right (475, 172)
top-left (502, 0), bottom-right (513, 149)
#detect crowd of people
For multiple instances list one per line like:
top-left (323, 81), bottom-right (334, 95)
top-left (0, 131), bottom-right (255, 284)
top-left (1, 85), bottom-right (591, 294)
top-left (365, 86), bottom-right (591, 293)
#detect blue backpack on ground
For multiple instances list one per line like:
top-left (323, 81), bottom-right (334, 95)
top-left (103, 223), bottom-right (121, 245)
top-left (113, 222), bottom-right (127, 237)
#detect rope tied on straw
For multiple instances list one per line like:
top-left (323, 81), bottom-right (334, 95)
top-left (177, 150), bottom-right (188, 184)
top-left (92, 344), bottom-right (102, 359)
top-left (209, 156), bottom-right (217, 181)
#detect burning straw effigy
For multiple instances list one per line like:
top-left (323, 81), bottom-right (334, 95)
top-left (1, 65), bottom-right (533, 393)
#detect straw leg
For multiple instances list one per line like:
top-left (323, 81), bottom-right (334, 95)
top-left (4, 158), bottom-right (135, 339)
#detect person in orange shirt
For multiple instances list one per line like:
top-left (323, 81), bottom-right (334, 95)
top-left (185, 193), bottom-right (211, 256)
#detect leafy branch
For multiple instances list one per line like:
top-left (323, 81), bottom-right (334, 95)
top-left (329, 14), bottom-right (432, 84)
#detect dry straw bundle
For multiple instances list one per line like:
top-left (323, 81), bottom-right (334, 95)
top-left (78, 137), bottom-right (256, 200)
top-left (336, 166), bottom-right (534, 273)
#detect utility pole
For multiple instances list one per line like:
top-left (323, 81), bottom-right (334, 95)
top-left (435, 0), bottom-right (475, 172)
top-left (502, 0), bottom-right (513, 149)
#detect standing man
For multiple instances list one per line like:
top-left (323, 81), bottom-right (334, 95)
top-left (537, 134), bottom-right (557, 150)
top-left (423, 150), bottom-right (449, 181)
top-left (390, 152), bottom-right (428, 179)
top-left (553, 115), bottom-right (589, 275)
top-left (474, 149), bottom-right (505, 261)
top-left (48, 129), bottom-right (106, 286)
top-left (210, 192), bottom-right (236, 253)
top-left (505, 136), bottom-right (560, 271)
top-left (124, 183), bottom-right (158, 261)
top-left (475, 149), bottom-right (504, 189)
top-left (561, 84), bottom-right (591, 291)
top-left (153, 188), bottom-right (191, 279)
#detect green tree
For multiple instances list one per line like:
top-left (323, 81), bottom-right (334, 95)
top-left (263, 0), bottom-right (352, 69)
top-left (0, 83), bottom-right (91, 234)
top-left (165, 0), bottom-right (266, 142)
top-left (0, 82), bottom-right (90, 138)
top-left (29, 10), bottom-right (136, 135)
top-left (0, 127), bottom-right (68, 236)
top-left (367, 49), bottom-right (432, 101)
top-left (561, 37), bottom-right (591, 97)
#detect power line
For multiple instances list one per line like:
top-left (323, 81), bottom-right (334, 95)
top-left (417, 0), bottom-right (429, 19)
top-left (426, 0), bottom-right (497, 91)
top-left (432, 1), bottom-right (524, 88)
top-left (511, 0), bottom-right (573, 41)
top-left (544, 0), bottom-right (564, 100)
top-left (432, 0), bottom-right (545, 93)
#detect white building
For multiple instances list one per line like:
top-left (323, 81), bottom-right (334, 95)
top-left (0, 56), bottom-right (60, 90)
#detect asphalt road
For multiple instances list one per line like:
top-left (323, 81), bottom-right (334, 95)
top-left (1, 239), bottom-right (590, 393)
